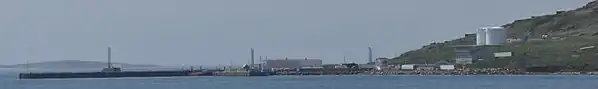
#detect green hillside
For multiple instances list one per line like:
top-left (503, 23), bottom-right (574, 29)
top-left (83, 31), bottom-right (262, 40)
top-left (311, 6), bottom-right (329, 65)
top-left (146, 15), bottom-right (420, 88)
top-left (389, 1), bottom-right (598, 70)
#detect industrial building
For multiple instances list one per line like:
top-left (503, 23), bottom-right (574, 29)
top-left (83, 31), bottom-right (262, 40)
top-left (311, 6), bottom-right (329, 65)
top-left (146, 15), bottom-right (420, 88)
top-left (476, 27), bottom-right (507, 46)
top-left (485, 27), bottom-right (507, 45)
top-left (264, 58), bottom-right (323, 70)
top-left (374, 57), bottom-right (390, 70)
top-left (476, 28), bottom-right (487, 45)
top-left (451, 27), bottom-right (508, 64)
top-left (453, 45), bottom-right (474, 64)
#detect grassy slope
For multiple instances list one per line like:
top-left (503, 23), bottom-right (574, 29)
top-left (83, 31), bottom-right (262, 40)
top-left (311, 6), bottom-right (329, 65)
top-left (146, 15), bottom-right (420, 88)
top-left (389, 1), bottom-right (598, 70)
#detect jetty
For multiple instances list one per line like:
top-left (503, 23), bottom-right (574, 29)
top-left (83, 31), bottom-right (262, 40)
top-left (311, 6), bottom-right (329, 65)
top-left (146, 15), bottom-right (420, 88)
top-left (18, 47), bottom-right (270, 79)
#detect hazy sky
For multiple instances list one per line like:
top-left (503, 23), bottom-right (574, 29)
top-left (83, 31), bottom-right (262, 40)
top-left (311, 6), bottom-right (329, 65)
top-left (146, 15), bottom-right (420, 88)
top-left (0, 0), bottom-right (592, 65)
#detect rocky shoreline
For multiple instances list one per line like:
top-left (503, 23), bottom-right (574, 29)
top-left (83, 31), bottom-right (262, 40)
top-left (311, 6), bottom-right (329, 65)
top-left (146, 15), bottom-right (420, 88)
top-left (359, 71), bottom-right (598, 75)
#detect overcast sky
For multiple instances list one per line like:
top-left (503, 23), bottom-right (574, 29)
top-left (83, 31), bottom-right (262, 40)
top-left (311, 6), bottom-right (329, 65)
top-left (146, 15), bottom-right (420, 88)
top-left (0, 0), bottom-right (593, 65)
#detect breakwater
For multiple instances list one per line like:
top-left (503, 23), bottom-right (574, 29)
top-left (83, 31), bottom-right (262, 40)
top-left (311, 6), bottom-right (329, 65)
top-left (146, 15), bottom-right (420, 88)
top-left (19, 69), bottom-right (269, 79)
top-left (270, 68), bottom-right (598, 76)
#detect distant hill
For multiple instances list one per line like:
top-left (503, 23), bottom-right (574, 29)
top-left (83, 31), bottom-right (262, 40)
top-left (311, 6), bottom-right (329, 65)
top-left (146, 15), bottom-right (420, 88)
top-left (389, 1), bottom-right (598, 70)
top-left (0, 65), bottom-right (9, 68)
top-left (4, 60), bottom-right (161, 69)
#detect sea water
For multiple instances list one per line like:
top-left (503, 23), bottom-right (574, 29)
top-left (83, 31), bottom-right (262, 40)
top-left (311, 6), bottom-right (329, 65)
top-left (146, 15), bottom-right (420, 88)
top-left (2, 72), bottom-right (598, 89)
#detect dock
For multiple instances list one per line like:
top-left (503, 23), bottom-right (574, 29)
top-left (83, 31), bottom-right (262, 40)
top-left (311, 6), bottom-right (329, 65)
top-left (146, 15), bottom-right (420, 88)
top-left (18, 47), bottom-right (271, 79)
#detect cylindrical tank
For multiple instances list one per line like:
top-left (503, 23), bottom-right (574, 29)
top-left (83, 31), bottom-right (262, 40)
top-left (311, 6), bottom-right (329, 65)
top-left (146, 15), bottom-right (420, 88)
top-left (476, 28), bottom-right (487, 45)
top-left (485, 27), bottom-right (507, 45)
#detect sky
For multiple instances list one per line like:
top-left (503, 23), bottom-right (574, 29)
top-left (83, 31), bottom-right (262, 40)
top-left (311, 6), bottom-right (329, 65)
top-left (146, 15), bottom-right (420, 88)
top-left (0, 0), bottom-right (593, 66)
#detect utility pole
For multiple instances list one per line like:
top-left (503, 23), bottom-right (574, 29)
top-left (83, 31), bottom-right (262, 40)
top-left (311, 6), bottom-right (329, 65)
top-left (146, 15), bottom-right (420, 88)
top-left (343, 55), bottom-right (347, 63)
top-left (25, 47), bottom-right (31, 73)
top-left (26, 58), bottom-right (30, 73)
top-left (108, 46), bottom-right (112, 69)
top-left (259, 56), bottom-right (263, 72)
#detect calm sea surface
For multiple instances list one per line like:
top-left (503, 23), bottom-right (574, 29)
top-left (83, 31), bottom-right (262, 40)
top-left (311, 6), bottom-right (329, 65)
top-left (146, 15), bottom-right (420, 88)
top-left (2, 72), bottom-right (598, 89)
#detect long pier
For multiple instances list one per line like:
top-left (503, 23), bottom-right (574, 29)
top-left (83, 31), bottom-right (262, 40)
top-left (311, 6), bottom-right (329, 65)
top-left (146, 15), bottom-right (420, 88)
top-left (19, 69), bottom-right (269, 79)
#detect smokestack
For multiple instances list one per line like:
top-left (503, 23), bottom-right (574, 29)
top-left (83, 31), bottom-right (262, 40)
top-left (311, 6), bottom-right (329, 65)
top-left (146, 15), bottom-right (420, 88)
top-left (250, 48), bottom-right (255, 70)
top-left (368, 47), bottom-right (373, 64)
top-left (108, 46), bottom-right (112, 68)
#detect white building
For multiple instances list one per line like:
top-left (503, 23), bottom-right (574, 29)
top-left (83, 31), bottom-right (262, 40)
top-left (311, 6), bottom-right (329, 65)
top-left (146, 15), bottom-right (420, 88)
top-left (476, 27), bottom-right (507, 46)
top-left (476, 28), bottom-right (487, 45)
top-left (400, 64), bottom-right (415, 70)
top-left (485, 27), bottom-right (507, 45)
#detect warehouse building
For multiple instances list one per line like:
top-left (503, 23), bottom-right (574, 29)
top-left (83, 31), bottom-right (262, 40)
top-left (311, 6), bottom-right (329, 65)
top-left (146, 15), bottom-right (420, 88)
top-left (264, 58), bottom-right (323, 70)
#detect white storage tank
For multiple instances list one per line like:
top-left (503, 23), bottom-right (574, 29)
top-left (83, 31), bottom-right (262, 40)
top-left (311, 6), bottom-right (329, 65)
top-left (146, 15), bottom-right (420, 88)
top-left (476, 28), bottom-right (487, 45)
top-left (485, 27), bottom-right (507, 45)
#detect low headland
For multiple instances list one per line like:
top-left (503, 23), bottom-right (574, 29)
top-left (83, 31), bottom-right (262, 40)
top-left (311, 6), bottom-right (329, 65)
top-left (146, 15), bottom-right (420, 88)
top-left (387, 0), bottom-right (598, 72)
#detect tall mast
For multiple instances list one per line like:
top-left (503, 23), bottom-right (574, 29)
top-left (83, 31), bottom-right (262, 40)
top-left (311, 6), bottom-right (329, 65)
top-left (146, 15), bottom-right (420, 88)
top-left (250, 48), bottom-right (255, 70)
top-left (259, 56), bottom-right (263, 71)
top-left (368, 47), bottom-right (373, 64)
top-left (26, 57), bottom-right (30, 73)
top-left (25, 48), bottom-right (30, 73)
top-left (343, 55), bottom-right (347, 63)
top-left (108, 46), bottom-right (112, 68)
